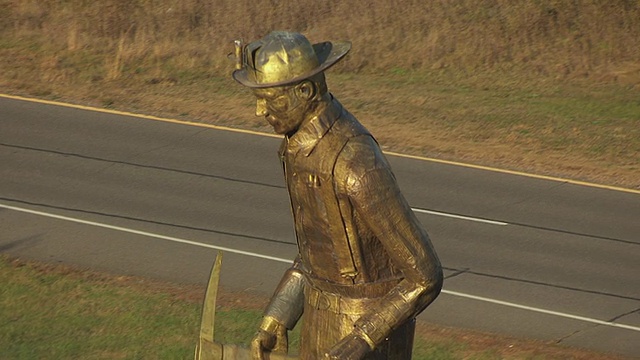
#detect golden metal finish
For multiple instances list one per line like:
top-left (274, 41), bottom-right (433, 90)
top-left (195, 252), bottom-right (223, 360)
top-left (233, 31), bottom-right (443, 360)
top-left (232, 31), bottom-right (351, 88)
top-left (195, 252), bottom-right (298, 360)
top-left (234, 40), bottom-right (244, 71)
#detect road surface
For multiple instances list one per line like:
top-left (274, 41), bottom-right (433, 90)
top-left (1, 94), bottom-right (639, 357)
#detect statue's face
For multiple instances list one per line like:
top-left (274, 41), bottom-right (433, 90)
top-left (253, 85), bottom-right (311, 136)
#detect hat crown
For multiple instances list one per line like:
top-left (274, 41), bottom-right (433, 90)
top-left (233, 31), bottom-right (350, 88)
top-left (253, 32), bottom-right (320, 85)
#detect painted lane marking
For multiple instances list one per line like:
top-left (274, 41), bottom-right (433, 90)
top-left (386, 150), bottom-right (640, 196)
top-left (1, 201), bottom-right (638, 333)
top-left (0, 202), bottom-right (286, 263)
top-left (412, 208), bottom-right (508, 226)
top-left (0, 93), bottom-right (280, 139)
top-left (445, 290), bottom-right (640, 332)
top-left (2, 93), bottom-right (639, 195)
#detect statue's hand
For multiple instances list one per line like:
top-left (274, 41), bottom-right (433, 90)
top-left (250, 320), bottom-right (288, 360)
top-left (324, 334), bottom-right (371, 360)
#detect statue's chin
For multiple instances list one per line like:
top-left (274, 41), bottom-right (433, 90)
top-left (272, 124), bottom-right (297, 136)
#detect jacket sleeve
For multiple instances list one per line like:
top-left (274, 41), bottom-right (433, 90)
top-left (340, 144), bottom-right (443, 348)
top-left (260, 256), bottom-right (306, 330)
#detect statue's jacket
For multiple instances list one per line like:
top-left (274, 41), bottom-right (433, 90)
top-left (268, 96), bottom-right (443, 359)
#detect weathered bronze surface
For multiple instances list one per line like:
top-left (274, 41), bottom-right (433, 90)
top-left (232, 31), bottom-right (443, 360)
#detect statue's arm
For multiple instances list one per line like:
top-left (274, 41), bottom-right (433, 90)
top-left (344, 165), bottom-right (443, 349)
top-left (261, 256), bottom-right (306, 330)
top-left (251, 257), bottom-right (305, 358)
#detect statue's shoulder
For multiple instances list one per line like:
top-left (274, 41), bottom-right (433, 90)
top-left (331, 106), bottom-right (370, 139)
top-left (332, 115), bottom-right (391, 192)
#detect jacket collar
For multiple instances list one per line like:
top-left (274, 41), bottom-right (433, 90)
top-left (279, 95), bottom-right (343, 158)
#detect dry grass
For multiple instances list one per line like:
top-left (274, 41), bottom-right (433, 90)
top-left (0, 0), bottom-right (639, 189)
top-left (3, 0), bottom-right (639, 77)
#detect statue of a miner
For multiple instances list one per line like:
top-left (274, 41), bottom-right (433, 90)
top-left (232, 31), bottom-right (443, 360)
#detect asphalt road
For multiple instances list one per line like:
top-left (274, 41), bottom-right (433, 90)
top-left (1, 94), bottom-right (639, 358)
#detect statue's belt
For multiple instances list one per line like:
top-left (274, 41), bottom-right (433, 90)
top-left (304, 276), bottom-right (402, 314)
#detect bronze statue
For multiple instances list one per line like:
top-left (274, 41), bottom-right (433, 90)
top-left (232, 31), bottom-right (443, 360)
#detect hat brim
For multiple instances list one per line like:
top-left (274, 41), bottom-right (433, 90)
top-left (233, 41), bottom-right (351, 88)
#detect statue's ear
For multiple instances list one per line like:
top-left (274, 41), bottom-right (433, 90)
top-left (296, 80), bottom-right (316, 101)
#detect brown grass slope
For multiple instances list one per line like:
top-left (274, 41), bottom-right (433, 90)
top-left (1, 0), bottom-right (639, 188)
top-left (4, 0), bottom-right (640, 76)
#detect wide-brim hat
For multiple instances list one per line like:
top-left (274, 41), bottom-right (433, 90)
top-left (233, 31), bottom-right (351, 88)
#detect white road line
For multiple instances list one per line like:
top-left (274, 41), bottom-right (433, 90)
top-left (412, 208), bottom-right (509, 226)
top-left (1, 201), bottom-right (638, 333)
top-left (0, 203), bottom-right (288, 264)
top-left (445, 290), bottom-right (640, 332)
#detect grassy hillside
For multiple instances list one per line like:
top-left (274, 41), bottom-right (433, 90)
top-left (1, 0), bottom-right (639, 188)
top-left (1, 255), bottom-right (626, 359)
top-left (3, 0), bottom-right (639, 77)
